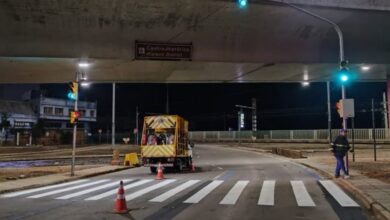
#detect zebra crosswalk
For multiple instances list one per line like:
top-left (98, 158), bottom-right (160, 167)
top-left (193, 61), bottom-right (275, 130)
top-left (0, 178), bottom-right (360, 208)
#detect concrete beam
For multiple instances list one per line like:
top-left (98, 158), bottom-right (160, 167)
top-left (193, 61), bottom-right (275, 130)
top-left (272, 0), bottom-right (390, 11)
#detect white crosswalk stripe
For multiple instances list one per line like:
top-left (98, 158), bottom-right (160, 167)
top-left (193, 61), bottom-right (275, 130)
top-left (0, 179), bottom-right (89, 198)
top-left (85, 179), bottom-right (153, 201)
top-left (56, 179), bottom-right (133, 200)
top-left (258, 180), bottom-right (275, 206)
top-left (183, 180), bottom-right (224, 204)
top-left (291, 180), bottom-right (316, 207)
top-left (0, 177), bottom-right (360, 209)
top-left (150, 180), bottom-right (200, 202)
top-left (319, 180), bottom-right (359, 207)
top-left (28, 179), bottom-right (110, 198)
top-left (220, 180), bottom-right (249, 205)
top-left (126, 179), bottom-right (176, 201)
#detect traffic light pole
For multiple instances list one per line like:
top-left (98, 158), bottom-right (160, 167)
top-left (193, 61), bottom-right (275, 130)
top-left (272, 0), bottom-right (349, 173)
top-left (71, 73), bottom-right (79, 176)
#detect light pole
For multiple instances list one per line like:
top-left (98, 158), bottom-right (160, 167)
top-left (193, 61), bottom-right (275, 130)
top-left (136, 106), bottom-right (139, 145)
top-left (71, 62), bottom-right (89, 176)
top-left (112, 82), bottom-right (116, 149)
top-left (268, 0), bottom-right (348, 171)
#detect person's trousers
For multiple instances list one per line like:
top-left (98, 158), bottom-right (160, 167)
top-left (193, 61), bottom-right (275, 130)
top-left (335, 155), bottom-right (347, 176)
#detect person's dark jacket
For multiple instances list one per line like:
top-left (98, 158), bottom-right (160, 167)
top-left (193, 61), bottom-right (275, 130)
top-left (331, 135), bottom-right (350, 157)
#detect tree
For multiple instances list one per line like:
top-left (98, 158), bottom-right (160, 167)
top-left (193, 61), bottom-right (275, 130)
top-left (0, 112), bottom-right (11, 141)
top-left (31, 119), bottom-right (45, 145)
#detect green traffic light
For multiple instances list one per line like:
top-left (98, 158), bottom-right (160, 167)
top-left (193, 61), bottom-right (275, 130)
top-left (67, 91), bottom-right (76, 100)
top-left (340, 74), bottom-right (348, 82)
top-left (238, 0), bottom-right (247, 7)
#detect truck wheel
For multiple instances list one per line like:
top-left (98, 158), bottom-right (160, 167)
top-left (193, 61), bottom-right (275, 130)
top-left (150, 167), bottom-right (157, 174)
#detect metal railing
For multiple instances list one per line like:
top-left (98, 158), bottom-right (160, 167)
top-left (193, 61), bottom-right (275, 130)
top-left (189, 129), bottom-right (389, 142)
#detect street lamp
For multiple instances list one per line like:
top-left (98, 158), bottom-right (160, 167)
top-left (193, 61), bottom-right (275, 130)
top-left (70, 62), bottom-right (89, 176)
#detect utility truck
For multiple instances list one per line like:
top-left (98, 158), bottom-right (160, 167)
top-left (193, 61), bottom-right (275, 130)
top-left (141, 115), bottom-right (193, 173)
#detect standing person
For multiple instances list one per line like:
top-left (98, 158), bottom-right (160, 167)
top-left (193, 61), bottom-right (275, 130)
top-left (331, 129), bottom-right (351, 179)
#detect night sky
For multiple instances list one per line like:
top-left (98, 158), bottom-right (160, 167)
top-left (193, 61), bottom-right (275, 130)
top-left (39, 82), bottom-right (387, 133)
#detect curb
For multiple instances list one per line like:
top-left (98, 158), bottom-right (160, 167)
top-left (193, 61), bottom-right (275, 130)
top-left (0, 166), bottom-right (132, 195)
top-left (298, 162), bottom-right (390, 220)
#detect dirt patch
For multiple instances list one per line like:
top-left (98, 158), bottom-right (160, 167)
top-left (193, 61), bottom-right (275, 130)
top-left (0, 165), bottom-right (101, 182)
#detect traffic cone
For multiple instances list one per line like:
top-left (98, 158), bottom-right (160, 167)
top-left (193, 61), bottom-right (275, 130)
top-left (155, 162), bottom-right (164, 180)
top-left (191, 162), bottom-right (196, 172)
top-left (114, 181), bottom-right (128, 214)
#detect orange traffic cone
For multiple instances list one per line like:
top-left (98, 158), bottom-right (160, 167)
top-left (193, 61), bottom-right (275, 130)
top-left (114, 181), bottom-right (128, 214)
top-left (155, 162), bottom-right (164, 180)
top-left (191, 162), bottom-right (196, 172)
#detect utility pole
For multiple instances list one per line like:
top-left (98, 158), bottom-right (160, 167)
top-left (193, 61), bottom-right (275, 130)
top-left (112, 82), bottom-right (116, 148)
top-left (383, 92), bottom-right (388, 138)
top-left (237, 108), bottom-right (243, 144)
top-left (252, 98), bottom-right (257, 133)
top-left (136, 106), bottom-right (139, 145)
top-left (327, 82), bottom-right (332, 142)
top-left (372, 99), bottom-right (377, 161)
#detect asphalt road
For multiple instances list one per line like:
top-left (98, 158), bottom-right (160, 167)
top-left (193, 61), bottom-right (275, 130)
top-left (0, 144), bottom-right (375, 220)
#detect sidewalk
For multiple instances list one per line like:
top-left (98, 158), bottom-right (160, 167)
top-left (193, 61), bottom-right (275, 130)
top-left (0, 165), bottom-right (131, 194)
top-left (296, 158), bottom-right (390, 220)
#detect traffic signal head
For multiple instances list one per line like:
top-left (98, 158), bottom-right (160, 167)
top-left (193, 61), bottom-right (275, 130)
top-left (336, 101), bottom-right (342, 117)
top-left (238, 0), bottom-right (247, 8)
top-left (67, 82), bottom-right (78, 100)
top-left (334, 60), bottom-right (356, 85)
top-left (70, 111), bottom-right (80, 124)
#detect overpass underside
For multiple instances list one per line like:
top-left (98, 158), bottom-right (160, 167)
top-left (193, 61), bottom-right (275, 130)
top-left (0, 0), bottom-right (389, 83)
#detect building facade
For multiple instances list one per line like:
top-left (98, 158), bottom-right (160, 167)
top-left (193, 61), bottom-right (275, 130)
top-left (34, 96), bottom-right (97, 131)
top-left (0, 96), bottom-right (97, 133)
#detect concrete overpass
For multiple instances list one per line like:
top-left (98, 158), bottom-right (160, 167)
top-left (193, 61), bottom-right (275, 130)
top-left (0, 0), bottom-right (389, 83)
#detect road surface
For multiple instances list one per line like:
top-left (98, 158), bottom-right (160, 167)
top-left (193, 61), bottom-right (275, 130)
top-left (0, 144), bottom-right (374, 220)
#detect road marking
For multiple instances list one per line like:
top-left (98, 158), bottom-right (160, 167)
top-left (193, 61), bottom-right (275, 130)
top-left (290, 181), bottom-right (316, 207)
top-left (28, 179), bottom-right (110, 198)
top-left (126, 179), bottom-right (176, 201)
top-left (150, 180), bottom-right (200, 202)
top-left (0, 179), bottom-right (89, 198)
top-left (183, 180), bottom-right (224, 203)
top-left (319, 180), bottom-right (359, 207)
top-left (213, 172), bottom-right (226, 180)
top-left (85, 179), bottom-right (153, 201)
top-left (217, 167), bottom-right (223, 170)
top-left (220, 180), bottom-right (249, 205)
top-left (55, 179), bottom-right (133, 200)
top-left (258, 180), bottom-right (275, 206)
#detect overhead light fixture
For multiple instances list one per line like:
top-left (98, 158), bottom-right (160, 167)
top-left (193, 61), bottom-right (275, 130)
top-left (361, 66), bottom-right (370, 71)
top-left (80, 82), bottom-right (90, 87)
top-left (78, 62), bottom-right (90, 68)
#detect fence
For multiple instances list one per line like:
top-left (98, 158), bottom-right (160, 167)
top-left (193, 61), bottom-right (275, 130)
top-left (189, 129), bottom-right (389, 142)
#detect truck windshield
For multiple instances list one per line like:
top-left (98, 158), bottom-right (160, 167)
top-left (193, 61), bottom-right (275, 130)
top-left (145, 128), bottom-right (175, 145)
